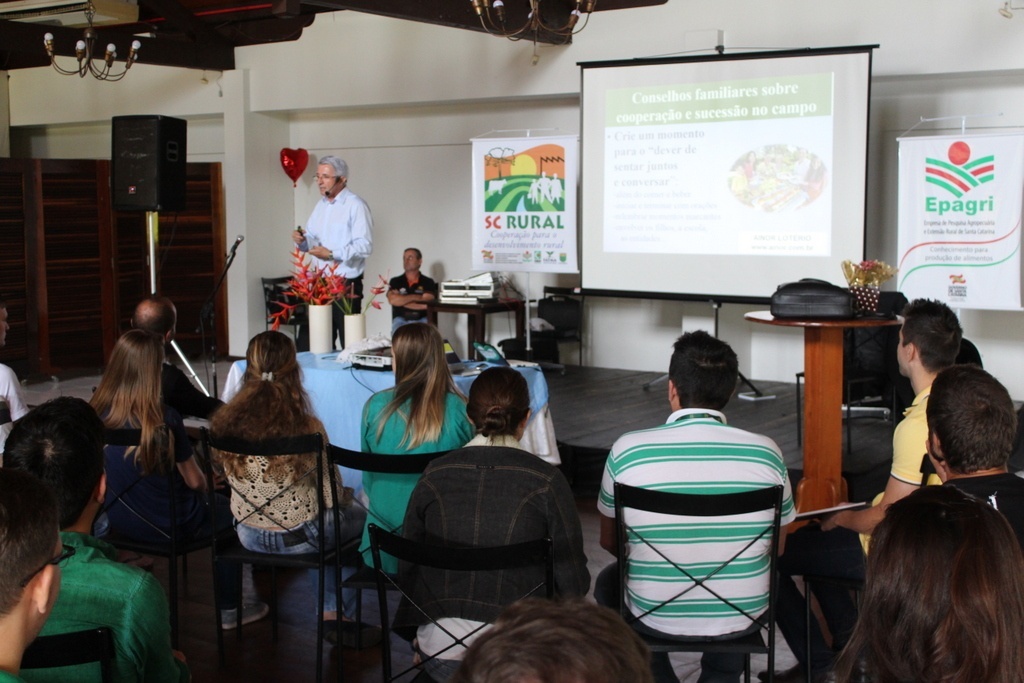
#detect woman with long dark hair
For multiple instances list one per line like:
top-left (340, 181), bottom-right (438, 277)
top-left (360, 323), bottom-right (474, 572)
top-left (834, 486), bottom-right (1024, 683)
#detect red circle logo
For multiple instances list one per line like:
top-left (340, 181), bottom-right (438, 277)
top-left (948, 141), bottom-right (971, 166)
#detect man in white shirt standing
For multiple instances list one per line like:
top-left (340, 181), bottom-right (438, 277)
top-left (292, 155), bottom-right (373, 349)
top-left (0, 296), bottom-right (28, 456)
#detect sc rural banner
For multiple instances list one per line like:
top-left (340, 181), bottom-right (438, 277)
top-left (470, 135), bottom-right (579, 273)
top-left (897, 133), bottom-right (1023, 310)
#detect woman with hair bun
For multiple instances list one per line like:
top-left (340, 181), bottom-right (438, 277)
top-left (397, 367), bottom-right (590, 682)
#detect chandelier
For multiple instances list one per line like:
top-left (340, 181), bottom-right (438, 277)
top-left (42, 1), bottom-right (140, 80)
top-left (469, 0), bottom-right (596, 43)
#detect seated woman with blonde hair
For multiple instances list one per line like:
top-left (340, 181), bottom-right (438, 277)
top-left (360, 323), bottom-right (474, 574)
top-left (209, 330), bottom-right (368, 641)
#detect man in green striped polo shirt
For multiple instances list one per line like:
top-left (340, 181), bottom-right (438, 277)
top-left (596, 330), bottom-right (795, 683)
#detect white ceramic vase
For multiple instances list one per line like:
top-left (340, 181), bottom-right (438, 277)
top-left (308, 304), bottom-right (334, 354)
top-left (343, 314), bottom-right (366, 349)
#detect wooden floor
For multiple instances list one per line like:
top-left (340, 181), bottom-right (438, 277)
top-left (23, 362), bottom-right (899, 682)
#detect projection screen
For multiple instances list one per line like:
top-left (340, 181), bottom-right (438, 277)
top-left (580, 46), bottom-right (876, 302)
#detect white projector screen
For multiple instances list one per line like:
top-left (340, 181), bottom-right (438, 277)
top-left (580, 46), bottom-right (875, 302)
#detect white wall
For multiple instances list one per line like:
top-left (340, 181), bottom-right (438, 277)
top-left (7, 1), bottom-right (1024, 395)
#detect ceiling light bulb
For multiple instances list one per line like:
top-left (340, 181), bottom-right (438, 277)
top-left (1000, 2), bottom-right (1013, 18)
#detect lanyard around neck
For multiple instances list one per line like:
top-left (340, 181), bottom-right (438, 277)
top-left (674, 412), bottom-right (724, 424)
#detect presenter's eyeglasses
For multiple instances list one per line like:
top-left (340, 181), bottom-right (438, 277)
top-left (19, 543), bottom-right (76, 587)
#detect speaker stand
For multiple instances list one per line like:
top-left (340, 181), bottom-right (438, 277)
top-left (146, 211), bottom-right (211, 397)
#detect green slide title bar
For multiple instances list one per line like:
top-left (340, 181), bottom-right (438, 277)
top-left (606, 73), bottom-right (834, 126)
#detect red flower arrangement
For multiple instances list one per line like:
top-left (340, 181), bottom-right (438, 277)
top-left (269, 249), bottom-right (388, 330)
top-left (338, 273), bottom-right (389, 316)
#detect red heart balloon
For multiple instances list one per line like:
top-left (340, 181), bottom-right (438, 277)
top-left (280, 148), bottom-right (309, 187)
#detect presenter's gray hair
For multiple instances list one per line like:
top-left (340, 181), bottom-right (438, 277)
top-left (319, 155), bottom-right (349, 179)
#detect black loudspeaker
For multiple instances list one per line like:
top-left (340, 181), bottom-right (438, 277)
top-left (111, 115), bottom-right (187, 212)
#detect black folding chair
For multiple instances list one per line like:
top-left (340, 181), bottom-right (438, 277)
top-left (613, 483), bottom-right (784, 683)
top-left (327, 445), bottom-right (451, 645)
top-left (263, 275), bottom-right (308, 341)
top-left (202, 429), bottom-right (346, 683)
top-left (369, 524), bottom-right (553, 682)
top-left (100, 427), bottom-right (213, 648)
top-left (22, 627), bottom-right (115, 682)
top-left (534, 289), bottom-right (583, 371)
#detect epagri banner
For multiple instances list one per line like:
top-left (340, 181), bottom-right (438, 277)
top-left (471, 135), bottom-right (579, 273)
top-left (897, 134), bottom-right (1023, 310)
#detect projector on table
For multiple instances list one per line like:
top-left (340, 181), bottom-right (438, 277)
top-left (439, 273), bottom-right (497, 304)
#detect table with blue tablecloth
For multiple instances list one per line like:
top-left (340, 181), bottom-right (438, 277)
top-left (223, 352), bottom-right (558, 490)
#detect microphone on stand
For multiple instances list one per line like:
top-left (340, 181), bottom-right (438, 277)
top-left (228, 235), bottom-right (244, 258)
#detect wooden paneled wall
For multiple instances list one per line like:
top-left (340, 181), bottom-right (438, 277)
top-left (0, 159), bottom-right (226, 377)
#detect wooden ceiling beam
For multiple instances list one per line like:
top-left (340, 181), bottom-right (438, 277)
top-left (0, 19), bottom-right (235, 70)
top-left (137, 0), bottom-right (233, 45)
top-left (303, 0), bottom-right (666, 45)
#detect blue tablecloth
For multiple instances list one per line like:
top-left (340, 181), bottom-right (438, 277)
top-left (223, 353), bottom-right (556, 490)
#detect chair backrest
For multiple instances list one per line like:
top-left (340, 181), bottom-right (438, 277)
top-left (956, 337), bottom-right (983, 367)
top-left (368, 523), bottom-right (553, 682)
top-left (262, 276), bottom-right (291, 319)
top-left (537, 295), bottom-right (581, 332)
top-left (22, 627), bottom-right (115, 683)
top-left (327, 445), bottom-right (450, 534)
top-left (1010, 405), bottom-right (1024, 474)
top-left (0, 398), bottom-right (11, 463)
top-left (613, 483), bottom-right (784, 635)
top-left (327, 445), bottom-right (449, 476)
top-left (846, 290), bottom-right (908, 400)
top-left (102, 427), bottom-right (180, 543)
top-left (262, 276), bottom-right (307, 328)
top-left (201, 429), bottom-right (329, 540)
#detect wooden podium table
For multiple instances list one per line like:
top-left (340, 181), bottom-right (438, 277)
top-left (745, 311), bottom-right (902, 512)
top-left (427, 299), bottom-right (525, 359)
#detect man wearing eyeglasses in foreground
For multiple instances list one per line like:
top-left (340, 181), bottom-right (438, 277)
top-left (0, 469), bottom-right (63, 683)
top-left (4, 397), bottom-right (188, 683)
top-left (292, 155), bottom-right (374, 349)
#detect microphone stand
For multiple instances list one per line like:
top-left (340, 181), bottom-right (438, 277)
top-left (198, 238), bottom-right (242, 400)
